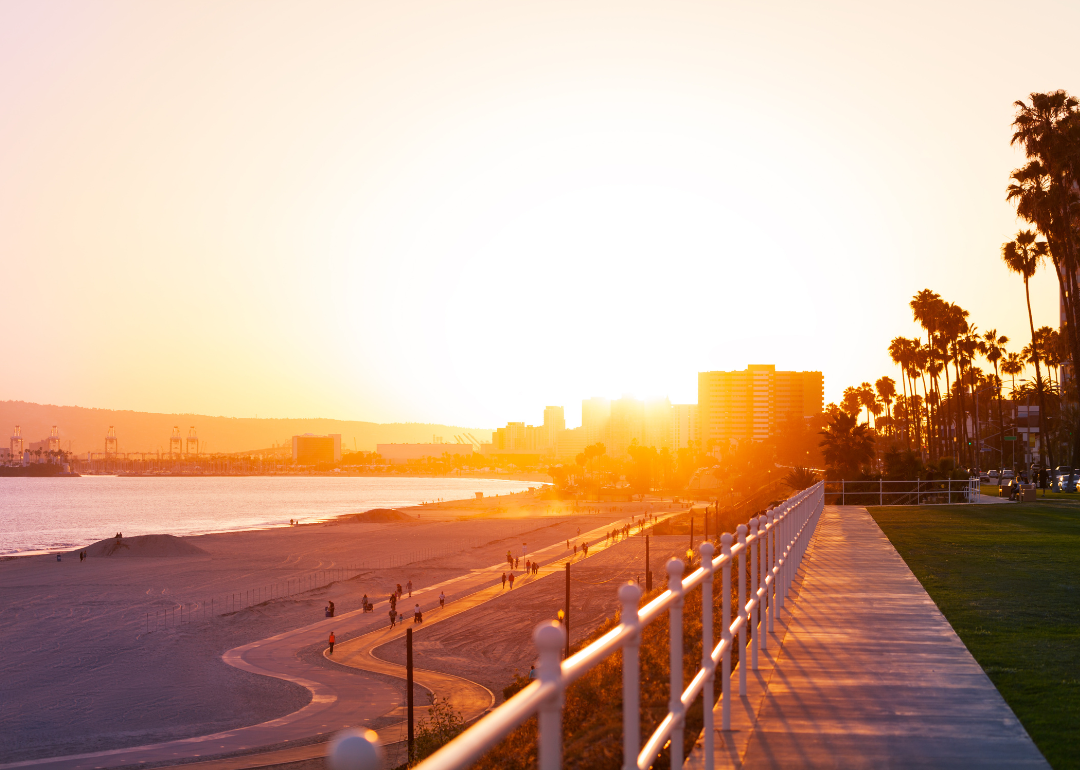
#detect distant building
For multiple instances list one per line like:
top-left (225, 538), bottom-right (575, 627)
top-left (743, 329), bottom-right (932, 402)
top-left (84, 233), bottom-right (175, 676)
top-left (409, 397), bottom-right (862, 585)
top-left (699, 365), bottom-right (823, 446)
top-left (555, 426), bottom-right (588, 459)
top-left (581, 397), bottom-right (611, 447)
top-left (671, 404), bottom-right (699, 450)
top-left (292, 433), bottom-right (342, 464)
top-left (376, 443), bottom-right (474, 464)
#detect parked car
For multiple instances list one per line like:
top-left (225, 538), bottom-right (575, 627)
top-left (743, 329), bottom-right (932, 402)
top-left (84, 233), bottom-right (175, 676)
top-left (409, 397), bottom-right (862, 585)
top-left (979, 473), bottom-right (991, 483)
top-left (1001, 469), bottom-right (1015, 480)
top-left (988, 469), bottom-right (999, 480)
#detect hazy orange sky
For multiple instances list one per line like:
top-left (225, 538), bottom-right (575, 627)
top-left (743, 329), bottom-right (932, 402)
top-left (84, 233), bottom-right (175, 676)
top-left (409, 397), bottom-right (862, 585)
top-left (1, 1), bottom-right (1076, 429)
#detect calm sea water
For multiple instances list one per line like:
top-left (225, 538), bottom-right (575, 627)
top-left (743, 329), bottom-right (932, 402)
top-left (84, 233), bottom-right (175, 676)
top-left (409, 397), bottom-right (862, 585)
top-left (0, 475), bottom-right (542, 555)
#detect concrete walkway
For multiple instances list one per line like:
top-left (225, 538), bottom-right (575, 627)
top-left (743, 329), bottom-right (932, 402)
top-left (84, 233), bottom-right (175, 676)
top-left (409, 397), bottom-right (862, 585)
top-left (1, 510), bottom-right (669, 770)
top-left (689, 505), bottom-right (1048, 769)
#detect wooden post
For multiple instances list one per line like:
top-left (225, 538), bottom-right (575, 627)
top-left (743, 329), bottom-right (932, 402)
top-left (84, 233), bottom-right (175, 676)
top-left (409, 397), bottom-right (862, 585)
top-left (645, 535), bottom-right (652, 592)
top-left (406, 628), bottom-right (414, 760)
top-left (564, 561), bottom-right (571, 659)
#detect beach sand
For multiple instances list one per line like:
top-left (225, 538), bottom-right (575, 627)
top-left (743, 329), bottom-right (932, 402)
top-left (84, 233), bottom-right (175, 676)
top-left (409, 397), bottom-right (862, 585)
top-left (0, 489), bottom-right (683, 764)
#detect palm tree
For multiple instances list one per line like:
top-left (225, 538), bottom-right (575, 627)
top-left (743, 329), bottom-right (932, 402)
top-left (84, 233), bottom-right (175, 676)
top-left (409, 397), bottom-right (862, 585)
top-left (958, 329), bottom-right (985, 469)
top-left (940, 303), bottom-right (970, 465)
top-left (819, 412), bottom-right (876, 480)
top-left (889, 337), bottom-right (915, 450)
top-left (910, 340), bottom-right (929, 457)
top-left (911, 289), bottom-right (943, 458)
top-left (875, 376), bottom-right (896, 436)
top-left (842, 386), bottom-right (863, 420)
top-left (1010, 91), bottom-right (1080, 472)
top-left (983, 330), bottom-right (1009, 470)
top-left (1001, 351), bottom-right (1025, 396)
top-left (857, 382), bottom-right (878, 428)
top-left (1002, 230), bottom-right (1052, 471)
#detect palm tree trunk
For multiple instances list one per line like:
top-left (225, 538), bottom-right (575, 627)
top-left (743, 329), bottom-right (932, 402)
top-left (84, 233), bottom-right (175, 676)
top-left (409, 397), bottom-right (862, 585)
top-left (952, 346), bottom-right (968, 468)
top-left (993, 362), bottom-right (1005, 472)
top-left (1024, 277), bottom-right (1053, 472)
top-left (899, 368), bottom-right (911, 451)
top-left (941, 359), bottom-right (954, 464)
top-left (910, 369), bottom-right (924, 458)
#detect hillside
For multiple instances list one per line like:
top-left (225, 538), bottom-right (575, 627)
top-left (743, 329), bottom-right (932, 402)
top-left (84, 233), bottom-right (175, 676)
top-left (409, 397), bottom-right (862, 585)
top-left (0, 401), bottom-right (492, 455)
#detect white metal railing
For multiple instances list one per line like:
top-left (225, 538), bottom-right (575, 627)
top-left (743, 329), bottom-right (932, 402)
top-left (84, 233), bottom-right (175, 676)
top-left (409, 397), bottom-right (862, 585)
top-left (825, 478), bottom-right (980, 506)
top-left (329, 482), bottom-right (826, 770)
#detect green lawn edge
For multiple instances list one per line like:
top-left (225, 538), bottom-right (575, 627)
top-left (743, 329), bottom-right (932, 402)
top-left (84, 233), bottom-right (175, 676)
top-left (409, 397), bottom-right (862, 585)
top-left (868, 501), bottom-right (1080, 770)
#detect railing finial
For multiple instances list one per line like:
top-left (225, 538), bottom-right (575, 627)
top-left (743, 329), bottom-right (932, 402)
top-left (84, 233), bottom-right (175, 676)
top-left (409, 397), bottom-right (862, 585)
top-left (328, 728), bottom-right (384, 770)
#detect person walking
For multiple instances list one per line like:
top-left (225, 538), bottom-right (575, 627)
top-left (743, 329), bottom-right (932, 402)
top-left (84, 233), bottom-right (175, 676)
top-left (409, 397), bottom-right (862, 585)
top-left (389, 607), bottom-right (397, 628)
top-left (389, 593), bottom-right (397, 612)
top-left (328, 631), bottom-right (335, 655)
top-left (501, 572), bottom-right (507, 589)
top-left (407, 580), bottom-right (413, 597)
top-left (439, 591), bottom-right (445, 609)
top-left (508, 572), bottom-right (515, 589)
top-left (413, 603), bottom-right (421, 623)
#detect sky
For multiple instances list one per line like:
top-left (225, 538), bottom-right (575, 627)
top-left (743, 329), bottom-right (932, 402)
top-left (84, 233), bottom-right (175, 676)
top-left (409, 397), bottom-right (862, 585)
top-left (1, 0), bottom-right (1076, 430)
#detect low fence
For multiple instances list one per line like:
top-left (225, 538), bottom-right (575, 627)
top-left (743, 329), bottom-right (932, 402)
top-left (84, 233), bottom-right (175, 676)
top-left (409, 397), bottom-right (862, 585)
top-left (824, 479), bottom-right (980, 506)
top-left (332, 482), bottom-right (825, 770)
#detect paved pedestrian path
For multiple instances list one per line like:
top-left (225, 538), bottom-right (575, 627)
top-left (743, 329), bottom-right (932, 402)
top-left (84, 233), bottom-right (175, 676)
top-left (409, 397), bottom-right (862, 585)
top-left (688, 505), bottom-right (1048, 769)
top-left (2, 510), bottom-right (670, 770)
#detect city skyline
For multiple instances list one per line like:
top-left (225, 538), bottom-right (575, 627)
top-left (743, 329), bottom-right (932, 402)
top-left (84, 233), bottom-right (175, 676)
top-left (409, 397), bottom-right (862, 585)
top-left (1, 1), bottom-right (1074, 428)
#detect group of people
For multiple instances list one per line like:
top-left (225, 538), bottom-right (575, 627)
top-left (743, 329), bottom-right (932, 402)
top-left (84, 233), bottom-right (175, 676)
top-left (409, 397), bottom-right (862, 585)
top-left (388, 602), bottom-right (423, 627)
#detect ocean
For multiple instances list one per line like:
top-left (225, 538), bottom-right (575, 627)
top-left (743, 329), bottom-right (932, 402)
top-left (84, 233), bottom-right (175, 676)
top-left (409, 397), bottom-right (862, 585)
top-left (0, 475), bottom-right (542, 555)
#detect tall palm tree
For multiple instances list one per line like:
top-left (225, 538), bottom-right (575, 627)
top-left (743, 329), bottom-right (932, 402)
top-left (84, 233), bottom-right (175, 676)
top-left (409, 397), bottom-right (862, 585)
top-left (1001, 351), bottom-right (1025, 397)
top-left (1002, 230), bottom-right (1052, 471)
top-left (983, 330), bottom-right (1009, 470)
top-left (959, 329), bottom-right (985, 469)
top-left (819, 411), bottom-right (876, 480)
top-left (875, 376), bottom-right (896, 436)
top-left (911, 289), bottom-right (943, 458)
top-left (858, 382), bottom-right (878, 428)
top-left (889, 337), bottom-right (915, 450)
top-left (1010, 91), bottom-right (1080, 472)
top-left (941, 303), bottom-right (970, 465)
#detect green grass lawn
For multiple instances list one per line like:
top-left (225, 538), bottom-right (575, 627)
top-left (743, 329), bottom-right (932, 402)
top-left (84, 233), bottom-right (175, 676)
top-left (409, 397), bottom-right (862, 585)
top-left (870, 500), bottom-right (1080, 769)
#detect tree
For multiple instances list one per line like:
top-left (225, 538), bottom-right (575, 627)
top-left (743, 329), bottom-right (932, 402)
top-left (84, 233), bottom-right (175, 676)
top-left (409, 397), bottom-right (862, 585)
top-left (1002, 229), bottom-right (1052, 470)
top-left (627, 442), bottom-right (657, 500)
top-left (888, 336), bottom-right (916, 450)
top-left (841, 386), bottom-right (863, 419)
top-left (875, 377), bottom-right (896, 436)
top-left (1001, 351), bottom-right (1025, 399)
top-left (783, 467), bottom-right (817, 491)
top-left (983, 330), bottom-right (1010, 470)
top-left (1009, 91), bottom-right (1080, 473)
top-left (819, 411), bottom-right (875, 480)
top-left (857, 382), bottom-right (878, 429)
top-left (911, 289), bottom-right (943, 457)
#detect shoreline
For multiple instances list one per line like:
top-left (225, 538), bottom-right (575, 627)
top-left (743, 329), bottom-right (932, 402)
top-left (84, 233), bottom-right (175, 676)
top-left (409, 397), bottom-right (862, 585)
top-left (0, 478), bottom-right (551, 559)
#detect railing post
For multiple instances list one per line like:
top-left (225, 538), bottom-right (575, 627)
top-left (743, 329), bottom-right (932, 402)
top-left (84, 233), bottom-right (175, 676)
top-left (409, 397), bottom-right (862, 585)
top-left (737, 524), bottom-right (748, 695)
top-left (753, 516), bottom-right (765, 657)
top-left (721, 532), bottom-right (733, 732)
top-left (619, 582), bottom-right (642, 770)
top-left (667, 557), bottom-right (686, 769)
top-left (766, 510), bottom-right (776, 634)
top-left (749, 517), bottom-right (760, 668)
top-left (534, 622), bottom-right (564, 770)
top-left (700, 541), bottom-right (716, 766)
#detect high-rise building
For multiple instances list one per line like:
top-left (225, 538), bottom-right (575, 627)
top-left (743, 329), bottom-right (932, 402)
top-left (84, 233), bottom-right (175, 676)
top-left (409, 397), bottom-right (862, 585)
top-left (581, 397), bottom-right (610, 447)
top-left (608, 395), bottom-right (645, 458)
top-left (671, 404), bottom-right (699, 450)
top-left (644, 397), bottom-right (673, 450)
top-left (698, 365), bottom-right (823, 447)
top-left (541, 406), bottom-right (565, 452)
